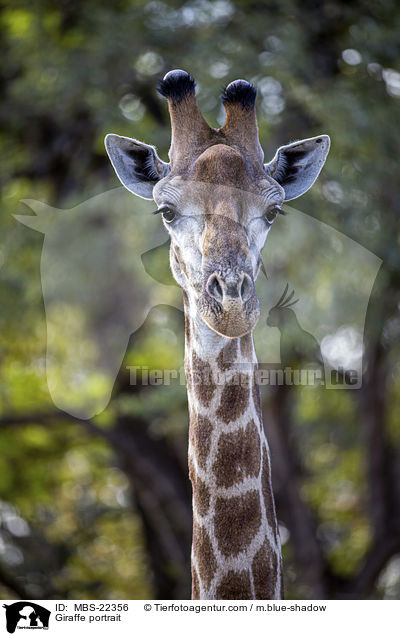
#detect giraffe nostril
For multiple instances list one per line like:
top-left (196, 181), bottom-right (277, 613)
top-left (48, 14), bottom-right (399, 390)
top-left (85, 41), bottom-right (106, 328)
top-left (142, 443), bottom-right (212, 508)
top-left (207, 273), bottom-right (224, 302)
top-left (240, 273), bottom-right (253, 303)
top-left (207, 272), bottom-right (254, 304)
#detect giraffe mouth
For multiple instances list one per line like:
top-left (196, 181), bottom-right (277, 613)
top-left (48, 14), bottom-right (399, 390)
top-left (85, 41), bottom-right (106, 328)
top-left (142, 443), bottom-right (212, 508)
top-left (198, 295), bottom-right (260, 338)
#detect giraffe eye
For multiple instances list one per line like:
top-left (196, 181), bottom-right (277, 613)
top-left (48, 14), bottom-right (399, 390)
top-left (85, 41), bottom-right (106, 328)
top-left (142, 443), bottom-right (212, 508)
top-left (265, 205), bottom-right (282, 224)
top-left (162, 208), bottom-right (176, 223)
top-left (155, 206), bottom-right (177, 223)
top-left (162, 207), bottom-right (176, 223)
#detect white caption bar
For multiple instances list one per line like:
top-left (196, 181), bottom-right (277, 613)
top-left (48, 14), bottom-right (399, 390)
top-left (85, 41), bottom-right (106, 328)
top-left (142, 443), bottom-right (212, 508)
top-left (1, 600), bottom-right (397, 636)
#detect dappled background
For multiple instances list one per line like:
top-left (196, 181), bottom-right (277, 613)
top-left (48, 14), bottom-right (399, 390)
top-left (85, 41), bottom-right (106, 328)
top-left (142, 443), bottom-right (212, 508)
top-left (1, 0), bottom-right (400, 599)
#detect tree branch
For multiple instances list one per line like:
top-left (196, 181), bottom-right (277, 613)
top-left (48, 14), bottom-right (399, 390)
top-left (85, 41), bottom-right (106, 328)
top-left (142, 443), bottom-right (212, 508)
top-left (0, 562), bottom-right (31, 600)
top-left (265, 386), bottom-right (330, 598)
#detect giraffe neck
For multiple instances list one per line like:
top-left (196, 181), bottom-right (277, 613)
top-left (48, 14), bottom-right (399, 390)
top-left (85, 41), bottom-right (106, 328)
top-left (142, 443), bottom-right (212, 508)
top-left (184, 303), bottom-right (283, 600)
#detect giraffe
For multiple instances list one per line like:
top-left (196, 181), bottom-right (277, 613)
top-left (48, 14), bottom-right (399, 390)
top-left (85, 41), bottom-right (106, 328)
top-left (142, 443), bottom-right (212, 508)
top-left (105, 70), bottom-right (330, 599)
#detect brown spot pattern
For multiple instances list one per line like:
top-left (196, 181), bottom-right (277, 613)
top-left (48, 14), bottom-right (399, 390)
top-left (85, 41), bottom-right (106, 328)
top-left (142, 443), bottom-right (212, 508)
top-left (183, 292), bottom-right (191, 343)
top-left (192, 566), bottom-right (200, 599)
top-left (190, 465), bottom-right (210, 517)
top-left (185, 360), bottom-right (192, 392)
top-left (214, 420), bottom-right (261, 488)
top-left (240, 333), bottom-right (253, 360)
top-left (191, 351), bottom-right (216, 407)
top-left (261, 448), bottom-right (279, 541)
top-left (189, 414), bottom-right (213, 467)
top-left (252, 368), bottom-right (263, 421)
top-left (217, 339), bottom-right (238, 371)
top-left (173, 245), bottom-right (188, 277)
top-left (216, 375), bottom-right (250, 423)
top-left (193, 522), bottom-right (217, 588)
top-left (252, 539), bottom-right (276, 599)
top-left (214, 491), bottom-right (261, 557)
top-left (215, 570), bottom-right (253, 600)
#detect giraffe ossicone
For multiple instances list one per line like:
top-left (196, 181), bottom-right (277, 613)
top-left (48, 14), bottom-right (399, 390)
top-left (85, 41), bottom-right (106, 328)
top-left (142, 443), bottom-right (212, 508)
top-left (105, 70), bottom-right (330, 599)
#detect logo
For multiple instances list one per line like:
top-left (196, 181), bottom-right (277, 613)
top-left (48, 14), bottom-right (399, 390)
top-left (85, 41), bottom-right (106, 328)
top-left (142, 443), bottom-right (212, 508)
top-left (2, 603), bottom-right (50, 633)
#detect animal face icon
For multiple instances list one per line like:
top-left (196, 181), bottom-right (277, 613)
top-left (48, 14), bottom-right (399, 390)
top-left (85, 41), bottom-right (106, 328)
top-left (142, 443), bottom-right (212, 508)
top-left (3, 602), bottom-right (50, 633)
top-left (18, 606), bottom-right (40, 625)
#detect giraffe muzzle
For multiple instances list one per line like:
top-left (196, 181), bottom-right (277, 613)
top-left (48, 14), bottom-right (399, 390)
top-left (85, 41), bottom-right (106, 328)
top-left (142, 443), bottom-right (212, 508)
top-left (199, 270), bottom-right (260, 338)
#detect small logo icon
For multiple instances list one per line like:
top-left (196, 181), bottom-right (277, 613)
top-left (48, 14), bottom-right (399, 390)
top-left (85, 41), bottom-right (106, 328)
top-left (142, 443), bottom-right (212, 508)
top-left (2, 602), bottom-right (50, 633)
top-left (266, 284), bottom-right (323, 371)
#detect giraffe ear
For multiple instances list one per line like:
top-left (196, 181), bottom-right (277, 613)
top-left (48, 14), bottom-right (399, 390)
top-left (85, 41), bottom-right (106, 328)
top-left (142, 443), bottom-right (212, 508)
top-left (264, 135), bottom-right (330, 201)
top-left (105, 134), bottom-right (170, 200)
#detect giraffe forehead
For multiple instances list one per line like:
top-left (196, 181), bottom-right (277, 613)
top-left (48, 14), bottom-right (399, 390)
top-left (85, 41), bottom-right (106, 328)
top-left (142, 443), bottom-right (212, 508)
top-left (188, 144), bottom-right (253, 185)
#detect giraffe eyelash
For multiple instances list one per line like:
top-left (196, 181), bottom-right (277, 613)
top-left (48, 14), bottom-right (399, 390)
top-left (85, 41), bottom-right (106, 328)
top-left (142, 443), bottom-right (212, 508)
top-left (153, 205), bottom-right (178, 224)
top-left (264, 205), bottom-right (286, 224)
top-left (152, 205), bottom-right (171, 215)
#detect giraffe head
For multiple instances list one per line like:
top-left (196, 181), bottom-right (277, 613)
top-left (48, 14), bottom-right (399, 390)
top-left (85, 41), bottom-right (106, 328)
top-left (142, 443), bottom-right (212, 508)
top-left (105, 70), bottom-right (329, 339)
